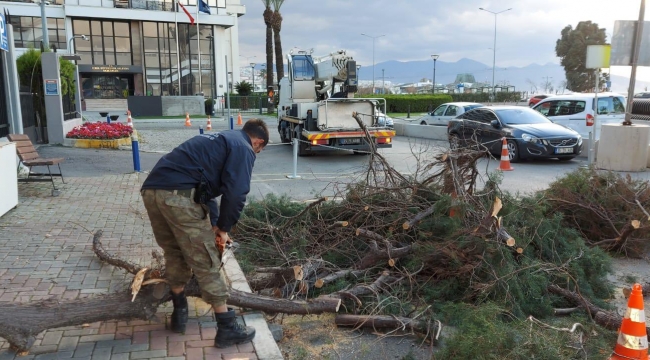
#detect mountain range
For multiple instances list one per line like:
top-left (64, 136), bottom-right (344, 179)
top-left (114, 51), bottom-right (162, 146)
top-left (359, 58), bottom-right (650, 94)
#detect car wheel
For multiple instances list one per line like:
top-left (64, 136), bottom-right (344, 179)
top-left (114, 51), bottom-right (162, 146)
top-left (420, 121), bottom-right (427, 125)
top-left (507, 140), bottom-right (520, 163)
top-left (557, 157), bottom-right (575, 161)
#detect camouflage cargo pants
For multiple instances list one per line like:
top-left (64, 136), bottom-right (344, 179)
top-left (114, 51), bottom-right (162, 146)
top-left (141, 189), bottom-right (229, 307)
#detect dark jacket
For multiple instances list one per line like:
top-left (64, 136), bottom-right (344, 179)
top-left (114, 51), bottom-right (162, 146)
top-left (141, 130), bottom-right (256, 232)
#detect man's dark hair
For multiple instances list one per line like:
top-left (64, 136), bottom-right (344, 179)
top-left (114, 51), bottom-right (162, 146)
top-left (243, 119), bottom-right (269, 146)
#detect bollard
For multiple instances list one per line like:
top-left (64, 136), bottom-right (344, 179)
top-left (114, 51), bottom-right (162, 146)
top-left (199, 125), bottom-right (204, 134)
top-left (106, 114), bottom-right (111, 124)
top-left (407, 105), bottom-right (411, 119)
top-left (286, 138), bottom-right (302, 179)
top-left (229, 116), bottom-right (234, 130)
top-left (131, 132), bottom-right (141, 172)
top-left (259, 100), bottom-right (263, 115)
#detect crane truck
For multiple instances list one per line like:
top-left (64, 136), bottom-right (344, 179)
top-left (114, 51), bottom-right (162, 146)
top-left (277, 49), bottom-right (395, 156)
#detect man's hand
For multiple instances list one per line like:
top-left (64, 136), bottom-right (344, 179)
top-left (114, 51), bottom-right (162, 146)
top-left (213, 227), bottom-right (232, 254)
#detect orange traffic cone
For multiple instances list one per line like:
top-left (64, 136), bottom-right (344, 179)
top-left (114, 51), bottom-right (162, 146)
top-left (237, 112), bottom-right (243, 126)
top-left (184, 113), bottom-right (191, 127)
top-left (206, 116), bottom-right (212, 131)
top-left (610, 283), bottom-right (650, 359)
top-left (498, 137), bottom-right (514, 171)
top-left (449, 190), bottom-right (460, 218)
top-left (126, 110), bottom-right (133, 127)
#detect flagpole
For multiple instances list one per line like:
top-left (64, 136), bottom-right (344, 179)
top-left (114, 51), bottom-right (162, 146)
top-left (196, 1), bottom-right (202, 95)
top-left (174, 0), bottom-right (181, 94)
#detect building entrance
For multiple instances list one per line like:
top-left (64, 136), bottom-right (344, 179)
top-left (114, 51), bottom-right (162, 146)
top-left (81, 74), bottom-right (134, 99)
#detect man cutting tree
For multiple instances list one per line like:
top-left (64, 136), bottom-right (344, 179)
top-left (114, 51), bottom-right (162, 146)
top-left (140, 119), bottom-right (268, 348)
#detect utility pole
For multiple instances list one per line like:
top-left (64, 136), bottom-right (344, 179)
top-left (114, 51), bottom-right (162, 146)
top-left (382, 69), bottom-right (385, 94)
top-left (40, 0), bottom-right (49, 49)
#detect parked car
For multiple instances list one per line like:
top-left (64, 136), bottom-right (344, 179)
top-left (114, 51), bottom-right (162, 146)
top-left (528, 94), bottom-right (552, 107)
top-left (447, 106), bottom-right (583, 162)
top-left (634, 92), bottom-right (650, 98)
top-left (531, 92), bottom-right (626, 140)
top-left (417, 102), bottom-right (483, 126)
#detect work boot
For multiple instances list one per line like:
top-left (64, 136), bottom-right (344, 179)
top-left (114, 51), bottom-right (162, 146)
top-left (214, 309), bottom-right (256, 348)
top-left (169, 291), bottom-right (188, 333)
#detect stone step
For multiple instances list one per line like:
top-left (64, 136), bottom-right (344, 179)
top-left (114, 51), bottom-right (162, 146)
top-left (85, 99), bottom-right (128, 111)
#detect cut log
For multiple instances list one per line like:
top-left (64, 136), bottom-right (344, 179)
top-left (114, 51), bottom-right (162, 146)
top-left (547, 284), bottom-right (649, 334)
top-left (335, 314), bottom-right (431, 334)
top-left (402, 204), bottom-right (436, 230)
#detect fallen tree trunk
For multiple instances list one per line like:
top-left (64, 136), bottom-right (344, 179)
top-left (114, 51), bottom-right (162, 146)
top-left (0, 231), bottom-right (344, 352)
top-left (547, 284), bottom-right (648, 335)
top-left (335, 314), bottom-right (432, 334)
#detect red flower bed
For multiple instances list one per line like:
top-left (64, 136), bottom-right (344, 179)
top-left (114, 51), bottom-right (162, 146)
top-left (66, 122), bottom-right (133, 140)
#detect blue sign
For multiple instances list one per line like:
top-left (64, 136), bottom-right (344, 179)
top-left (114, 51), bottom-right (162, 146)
top-left (45, 79), bottom-right (59, 96)
top-left (0, 13), bottom-right (8, 52)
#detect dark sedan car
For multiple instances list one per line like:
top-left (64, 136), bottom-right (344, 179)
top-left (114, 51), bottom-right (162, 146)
top-left (447, 106), bottom-right (583, 162)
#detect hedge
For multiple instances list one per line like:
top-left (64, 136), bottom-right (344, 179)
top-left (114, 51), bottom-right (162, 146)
top-left (450, 92), bottom-right (524, 103)
top-left (358, 94), bottom-right (453, 113)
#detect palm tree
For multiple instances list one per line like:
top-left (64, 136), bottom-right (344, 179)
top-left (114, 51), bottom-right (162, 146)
top-left (262, 0), bottom-right (274, 112)
top-left (271, 0), bottom-right (285, 83)
top-left (235, 81), bottom-right (253, 110)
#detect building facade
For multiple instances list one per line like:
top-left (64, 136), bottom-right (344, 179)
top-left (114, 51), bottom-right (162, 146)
top-left (1, 0), bottom-right (245, 100)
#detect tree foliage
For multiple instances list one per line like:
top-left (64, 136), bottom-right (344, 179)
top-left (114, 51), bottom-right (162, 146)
top-left (16, 48), bottom-right (77, 126)
top-left (555, 21), bottom-right (609, 92)
top-left (235, 80), bottom-right (254, 96)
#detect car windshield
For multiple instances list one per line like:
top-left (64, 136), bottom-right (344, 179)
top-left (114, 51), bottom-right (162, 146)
top-left (496, 109), bottom-right (550, 125)
top-left (464, 104), bottom-right (482, 111)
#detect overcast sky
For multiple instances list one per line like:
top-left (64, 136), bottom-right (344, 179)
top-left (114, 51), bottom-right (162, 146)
top-left (237, 0), bottom-right (649, 82)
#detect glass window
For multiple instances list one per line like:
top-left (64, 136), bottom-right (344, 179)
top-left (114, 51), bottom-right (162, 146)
top-left (92, 36), bottom-right (103, 51)
top-left (115, 37), bottom-right (131, 52)
top-left (74, 20), bottom-right (90, 36)
top-left (93, 51), bottom-right (105, 65)
top-left (114, 22), bottom-right (130, 37)
top-left (444, 106), bottom-right (458, 117)
top-left (103, 22), bottom-right (113, 36)
top-left (91, 21), bottom-right (102, 36)
top-left (496, 109), bottom-right (549, 125)
top-left (144, 37), bottom-right (158, 51)
top-left (612, 97), bottom-right (626, 113)
top-left (11, 16), bottom-right (65, 49)
top-left (596, 98), bottom-right (611, 115)
top-left (291, 55), bottom-right (315, 80)
top-left (143, 22), bottom-right (158, 37)
top-left (21, 17), bottom-right (32, 27)
top-left (432, 105), bottom-right (446, 116)
top-left (105, 53), bottom-right (116, 65)
top-left (103, 37), bottom-right (115, 52)
top-left (78, 52), bottom-right (92, 64)
top-left (47, 18), bottom-right (58, 29)
top-left (116, 52), bottom-right (132, 65)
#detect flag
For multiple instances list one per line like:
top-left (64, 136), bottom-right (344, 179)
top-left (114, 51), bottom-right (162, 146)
top-left (198, 0), bottom-right (210, 14)
top-left (177, 2), bottom-right (195, 25)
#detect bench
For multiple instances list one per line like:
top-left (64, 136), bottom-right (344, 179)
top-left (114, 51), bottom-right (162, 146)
top-left (7, 134), bottom-right (65, 195)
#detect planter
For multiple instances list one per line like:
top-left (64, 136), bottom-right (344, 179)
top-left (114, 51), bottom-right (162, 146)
top-left (64, 136), bottom-right (131, 149)
top-left (99, 112), bottom-right (109, 118)
top-left (109, 115), bottom-right (120, 121)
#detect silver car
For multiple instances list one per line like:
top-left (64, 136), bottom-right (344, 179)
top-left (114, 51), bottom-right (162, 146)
top-left (418, 102), bottom-right (483, 126)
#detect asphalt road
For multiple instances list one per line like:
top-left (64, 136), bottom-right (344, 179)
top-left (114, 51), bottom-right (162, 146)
top-left (36, 116), bottom-right (650, 201)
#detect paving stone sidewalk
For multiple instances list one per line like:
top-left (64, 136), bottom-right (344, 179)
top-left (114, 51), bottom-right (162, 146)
top-left (0, 174), bottom-right (282, 360)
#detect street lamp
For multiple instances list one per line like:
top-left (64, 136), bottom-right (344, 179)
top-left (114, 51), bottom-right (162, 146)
top-left (361, 33), bottom-right (385, 94)
top-left (431, 54), bottom-right (439, 94)
top-left (479, 7), bottom-right (512, 102)
top-left (207, 35), bottom-right (215, 99)
top-left (250, 62), bottom-right (256, 92)
top-left (68, 34), bottom-right (87, 53)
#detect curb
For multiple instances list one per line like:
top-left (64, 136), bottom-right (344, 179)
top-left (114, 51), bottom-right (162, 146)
top-left (222, 250), bottom-right (284, 360)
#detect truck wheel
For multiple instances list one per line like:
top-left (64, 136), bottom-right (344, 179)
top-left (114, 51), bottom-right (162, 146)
top-left (296, 126), bottom-right (310, 156)
top-left (279, 121), bottom-right (291, 143)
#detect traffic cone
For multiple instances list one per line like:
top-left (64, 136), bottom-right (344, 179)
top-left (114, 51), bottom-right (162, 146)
top-left (126, 110), bottom-right (133, 127)
top-left (206, 116), bottom-right (212, 131)
top-left (237, 112), bottom-right (243, 126)
top-left (184, 113), bottom-right (191, 127)
top-left (498, 137), bottom-right (514, 171)
top-left (610, 283), bottom-right (650, 359)
top-left (449, 190), bottom-right (460, 218)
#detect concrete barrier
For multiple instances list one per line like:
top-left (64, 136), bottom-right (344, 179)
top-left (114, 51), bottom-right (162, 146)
top-left (394, 123), bottom-right (448, 141)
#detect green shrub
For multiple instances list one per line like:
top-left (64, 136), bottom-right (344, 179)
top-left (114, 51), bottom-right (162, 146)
top-left (358, 94), bottom-right (453, 113)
